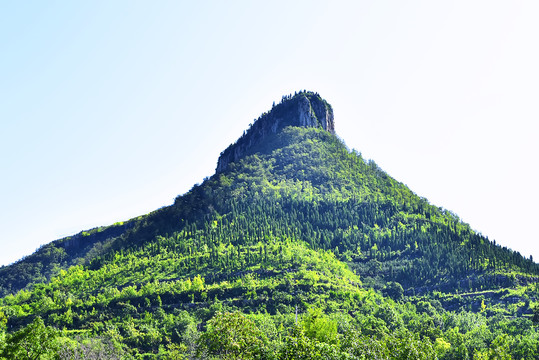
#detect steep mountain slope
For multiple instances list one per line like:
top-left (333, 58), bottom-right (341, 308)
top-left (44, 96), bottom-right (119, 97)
top-left (2, 92), bottom-right (535, 298)
top-left (1, 91), bottom-right (539, 359)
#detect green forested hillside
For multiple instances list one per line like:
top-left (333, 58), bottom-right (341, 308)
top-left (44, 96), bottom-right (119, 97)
top-left (1, 92), bottom-right (538, 359)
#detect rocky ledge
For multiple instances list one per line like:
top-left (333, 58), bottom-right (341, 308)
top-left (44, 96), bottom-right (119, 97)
top-left (216, 91), bottom-right (334, 173)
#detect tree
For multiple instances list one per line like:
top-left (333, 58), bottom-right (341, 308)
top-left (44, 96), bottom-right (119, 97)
top-left (383, 281), bottom-right (404, 301)
top-left (0, 317), bottom-right (58, 360)
top-left (58, 337), bottom-right (122, 360)
top-left (301, 307), bottom-right (338, 345)
top-left (475, 334), bottom-right (512, 360)
top-left (367, 259), bottom-right (382, 276)
top-left (533, 305), bottom-right (539, 324)
top-left (279, 325), bottom-right (342, 360)
top-left (197, 312), bottom-right (267, 360)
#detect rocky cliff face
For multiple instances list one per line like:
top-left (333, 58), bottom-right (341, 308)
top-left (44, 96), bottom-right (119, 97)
top-left (216, 91), bottom-right (334, 173)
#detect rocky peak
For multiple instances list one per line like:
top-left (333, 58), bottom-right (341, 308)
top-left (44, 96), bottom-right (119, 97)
top-left (216, 91), bottom-right (334, 173)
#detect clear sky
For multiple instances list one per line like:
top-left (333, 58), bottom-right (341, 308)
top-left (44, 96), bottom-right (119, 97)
top-left (1, 1), bottom-right (538, 266)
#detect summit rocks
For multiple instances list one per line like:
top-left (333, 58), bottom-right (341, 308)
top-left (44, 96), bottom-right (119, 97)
top-left (216, 91), bottom-right (334, 173)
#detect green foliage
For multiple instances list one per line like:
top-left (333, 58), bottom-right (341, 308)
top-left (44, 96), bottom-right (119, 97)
top-left (0, 98), bottom-right (538, 359)
top-left (301, 307), bottom-right (338, 345)
top-left (533, 304), bottom-right (539, 323)
top-left (197, 312), bottom-right (268, 359)
top-left (0, 317), bottom-right (58, 360)
top-left (279, 325), bottom-right (337, 360)
top-left (383, 281), bottom-right (404, 301)
top-left (57, 336), bottom-right (122, 360)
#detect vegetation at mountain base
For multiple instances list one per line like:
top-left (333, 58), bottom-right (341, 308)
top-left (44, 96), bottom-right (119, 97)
top-left (1, 91), bottom-right (538, 359)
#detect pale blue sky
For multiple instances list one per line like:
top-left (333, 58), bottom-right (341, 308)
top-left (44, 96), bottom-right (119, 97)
top-left (1, 1), bottom-right (538, 266)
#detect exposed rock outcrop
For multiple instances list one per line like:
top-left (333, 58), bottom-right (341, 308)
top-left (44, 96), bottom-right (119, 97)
top-left (216, 91), bottom-right (334, 173)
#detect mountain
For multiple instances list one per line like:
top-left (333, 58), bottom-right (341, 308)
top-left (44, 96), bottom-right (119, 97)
top-left (1, 91), bottom-right (538, 359)
top-left (216, 92), bottom-right (334, 173)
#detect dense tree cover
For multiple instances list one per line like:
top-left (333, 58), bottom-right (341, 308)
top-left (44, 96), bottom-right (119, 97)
top-left (1, 297), bottom-right (539, 359)
top-left (1, 123), bottom-right (539, 358)
top-left (3, 126), bottom-right (535, 297)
